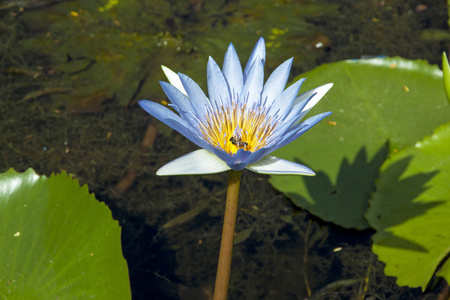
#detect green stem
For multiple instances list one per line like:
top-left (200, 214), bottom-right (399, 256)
top-left (213, 170), bottom-right (242, 300)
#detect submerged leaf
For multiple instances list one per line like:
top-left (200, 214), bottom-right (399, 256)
top-left (160, 199), bottom-right (211, 230)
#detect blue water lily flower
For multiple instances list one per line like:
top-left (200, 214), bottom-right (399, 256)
top-left (139, 37), bottom-right (332, 176)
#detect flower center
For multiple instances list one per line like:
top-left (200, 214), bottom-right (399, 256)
top-left (199, 101), bottom-right (276, 155)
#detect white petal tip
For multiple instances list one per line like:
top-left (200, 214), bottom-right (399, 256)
top-left (297, 83), bottom-right (334, 119)
top-left (161, 65), bottom-right (176, 81)
top-left (161, 65), bottom-right (187, 96)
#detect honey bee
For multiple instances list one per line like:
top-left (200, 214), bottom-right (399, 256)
top-left (230, 136), bottom-right (248, 149)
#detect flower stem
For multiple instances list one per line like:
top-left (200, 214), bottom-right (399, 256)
top-left (213, 169), bottom-right (242, 300)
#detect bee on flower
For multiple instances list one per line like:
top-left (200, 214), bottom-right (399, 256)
top-left (139, 37), bottom-right (332, 176)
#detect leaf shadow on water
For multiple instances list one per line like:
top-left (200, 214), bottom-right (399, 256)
top-left (367, 156), bottom-right (444, 252)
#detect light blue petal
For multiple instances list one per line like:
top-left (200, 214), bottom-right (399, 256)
top-left (139, 99), bottom-right (186, 126)
top-left (276, 83), bottom-right (332, 131)
top-left (156, 149), bottom-right (231, 176)
top-left (237, 147), bottom-right (268, 167)
top-left (138, 100), bottom-right (210, 150)
top-left (270, 112), bottom-right (332, 153)
top-left (261, 58), bottom-right (293, 106)
top-left (209, 148), bottom-right (252, 171)
top-left (178, 73), bottom-right (209, 118)
top-left (267, 93), bottom-right (311, 140)
top-left (240, 57), bottom-right (264, 109)
top-left (255, 111), bottom-right (331, 162)
top-left (229, 149), bottom-right (253, 170)
top-left (267, 78), bottom-right (305, 119)
top-left (223, 43), bottom-right (243, 99)
top-left (159, 81), bottom-right (193, 114)
top-left (293, 83), bottom-right (333, 123)
top-left (244, 37), bottom-right (265, 81)
top-left (207, 56), bottom-right (230, 106)
top-left (207, 57), bottom-right (231, 107)
top-left (246, 155), bottom-right (315, 175)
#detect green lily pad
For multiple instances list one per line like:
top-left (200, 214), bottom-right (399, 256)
top-left (366, 123), bottom-right (450, 290)
top-left (269, 57), bottom-right (450, 229)
top-left (0, 169), bottom-right (130, 299)
top-left (442, 52), bottom-right (450, 105)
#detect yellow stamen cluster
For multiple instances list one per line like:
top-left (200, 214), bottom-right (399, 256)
top-left (199, 102), bottom-right (276, 155)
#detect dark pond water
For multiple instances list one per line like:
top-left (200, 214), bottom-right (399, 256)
top-left (0, 0), bottom-right (448, 299)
